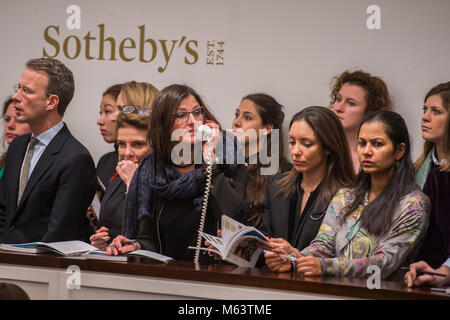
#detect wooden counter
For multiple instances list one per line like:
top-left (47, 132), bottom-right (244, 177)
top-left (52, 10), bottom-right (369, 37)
top-left (0, 251), bottom-right (448, 300)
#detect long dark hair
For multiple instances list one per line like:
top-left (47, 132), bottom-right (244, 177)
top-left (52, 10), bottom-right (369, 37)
top-left (149, 84), bottom-right (220, 163)
top-left (240, 93), bottom-right (290, 226)
top-left (276, 106), bottom-right (355, 212)
top-left (344, 110), bottom-right (417, 236)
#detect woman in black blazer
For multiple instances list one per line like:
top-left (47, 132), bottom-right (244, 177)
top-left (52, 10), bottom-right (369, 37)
top-left (89, 81), bottom-right (158, 250)
top-left (261, 106), bottom-right (354, 272)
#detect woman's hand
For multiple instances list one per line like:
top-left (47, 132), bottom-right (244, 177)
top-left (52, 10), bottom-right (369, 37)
top-left (268, 238), bottom-right (296, 255)
top-left (297, 255), bottom-right (323, 276)
top-left (116, 160), bottom-right (138, 191)
top-left (264, 250), bottom-right (292, 273)
top-left (89, 226), bottom-right (110, 251)
top-left (264, 238), bottom-right (297, 273)
top-left (202, 121), bottom-right (220, 165)
top-left (404, 261), bottom-right (450, 288)
top-left (204, 229), bottom-right (222, 260)
top-left (106, 235), bottom-right (141, 256)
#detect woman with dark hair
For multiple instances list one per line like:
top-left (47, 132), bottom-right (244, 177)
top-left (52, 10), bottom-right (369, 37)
top-left (0, 96), bottom-right (30, 178)
top-left (232, 93), bottom-right (291, 227)
top-left (107, 84), bottom-right (248, 264)
top-left (96, 83), bottom-right (123, 185)
top-left (330, 70), bottom-right (392, 173)
top-left (89, 81), bottom-right (156, 250)
top-left (268, 111), bottom-right (430, 279)
top-left (261, 106), bottom-right (354, 272)
top-left (414, 81), bottom-right (450, 189)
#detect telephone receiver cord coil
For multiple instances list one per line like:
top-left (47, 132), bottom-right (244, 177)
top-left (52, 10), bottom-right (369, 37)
top-left (193, 162), bottom-right (213, 264)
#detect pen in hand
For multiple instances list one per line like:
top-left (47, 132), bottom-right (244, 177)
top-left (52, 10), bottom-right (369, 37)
top-left (400, 266), bottom-right (447, 277)
top-left (263, 250), bottom-right (297, 261)
top-left (264, 250), bottom-right (298, 273)
top-left (108, 239), bottom-right (138, 249)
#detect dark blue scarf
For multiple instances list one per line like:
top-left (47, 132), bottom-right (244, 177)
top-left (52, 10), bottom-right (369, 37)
top-left (123, 130), bottom-right (241, 238)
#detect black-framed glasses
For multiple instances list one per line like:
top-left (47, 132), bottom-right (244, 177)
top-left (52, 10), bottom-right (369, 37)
top-left (172, 107), bottom-right (205, 123)
top-left (120, 105), bottom-right (151, 115)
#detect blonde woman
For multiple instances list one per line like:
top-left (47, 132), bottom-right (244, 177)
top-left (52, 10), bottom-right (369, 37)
top-left (90, 81), bottom-right (158, 250)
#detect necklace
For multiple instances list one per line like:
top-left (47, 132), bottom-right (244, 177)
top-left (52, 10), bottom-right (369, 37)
top-left (301, 181), bottom-right (320, 198)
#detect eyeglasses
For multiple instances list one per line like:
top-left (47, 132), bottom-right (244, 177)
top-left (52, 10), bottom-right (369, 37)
top-left (172, 107), bottom-right (205, 123)
top-left (120, 105), bottom-right (152, 115)
top-left (13, 84), bottom-right (32, 96)
top-left (13, 83), bottom-right (52, 98)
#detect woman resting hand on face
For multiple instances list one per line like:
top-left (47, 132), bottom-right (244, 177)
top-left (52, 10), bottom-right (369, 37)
top-left (89, 81), bottom-right (157, 251)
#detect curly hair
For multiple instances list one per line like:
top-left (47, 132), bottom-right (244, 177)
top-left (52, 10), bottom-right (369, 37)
top-left (330, 70), bottom-right (392, 114)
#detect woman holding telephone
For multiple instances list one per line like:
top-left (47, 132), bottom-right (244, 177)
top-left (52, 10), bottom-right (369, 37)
top-left (107, 84), bottom-right (249, 264)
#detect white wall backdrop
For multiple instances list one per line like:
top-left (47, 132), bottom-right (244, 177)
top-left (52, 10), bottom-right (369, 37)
top-left (1, 0), bottom-right (449, 163)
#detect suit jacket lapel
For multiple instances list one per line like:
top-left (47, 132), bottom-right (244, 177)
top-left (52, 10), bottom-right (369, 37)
top-left (101, 176), bottom-right (122, 208)
top-left (16, 125), bottom-right (70, 212)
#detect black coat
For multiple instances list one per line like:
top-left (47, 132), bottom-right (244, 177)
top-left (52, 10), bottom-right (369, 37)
top-left (96, 148), bottom-right (118, 187)
top-left (259, 173), bottom-right (327, 251)
top-left (98, 176), bottom-right (127, 241)
top-left (137, 164), bottom-right (249, 264)
top-left (0, 124), bottom-right (97, 243)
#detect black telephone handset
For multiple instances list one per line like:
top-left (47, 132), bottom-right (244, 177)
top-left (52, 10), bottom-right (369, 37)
top-left (193, 125), bottom-right (214, 263)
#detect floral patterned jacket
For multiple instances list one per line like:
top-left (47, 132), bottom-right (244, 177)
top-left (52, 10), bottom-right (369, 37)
top-left (300, 187), bottom-right (430, 279)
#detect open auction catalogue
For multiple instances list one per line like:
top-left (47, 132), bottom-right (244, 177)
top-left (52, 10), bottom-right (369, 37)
top-left (0, 240), bottom-right (173, 263)
top-left (0, 240), bottom-right (98, 256)
top-left (189, 215), bottom-right (269, 267)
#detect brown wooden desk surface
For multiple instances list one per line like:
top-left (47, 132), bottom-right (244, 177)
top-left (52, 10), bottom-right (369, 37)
top-left (0, 251), bottom-right (448, 300)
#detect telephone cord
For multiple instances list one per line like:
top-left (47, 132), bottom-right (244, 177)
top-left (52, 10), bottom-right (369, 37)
top-left (194, 161), bottom-right (213, 264)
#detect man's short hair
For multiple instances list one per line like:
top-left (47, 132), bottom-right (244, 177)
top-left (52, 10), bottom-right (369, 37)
top-left (26, 58), bottom-right (75, 116)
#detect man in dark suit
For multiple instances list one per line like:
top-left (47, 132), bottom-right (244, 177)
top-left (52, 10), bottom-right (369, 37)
top-left (0, 58), bottom-right (96, 243)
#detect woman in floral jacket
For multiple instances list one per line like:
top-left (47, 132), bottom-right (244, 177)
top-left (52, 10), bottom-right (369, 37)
top-left (266, 111), bottom-right (430, 279)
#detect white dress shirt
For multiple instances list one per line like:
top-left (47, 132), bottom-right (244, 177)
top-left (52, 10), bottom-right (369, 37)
top-left (20, 121), bottom-right (64, 179)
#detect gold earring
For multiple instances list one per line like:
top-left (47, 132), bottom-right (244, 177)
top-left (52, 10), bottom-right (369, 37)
top-left (395, 160), bottom-right (400, 168)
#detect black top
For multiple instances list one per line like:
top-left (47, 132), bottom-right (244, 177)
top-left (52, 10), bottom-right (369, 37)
top-left (259, 172), bottom-right (327, 251)
top-left (98, 176), bottom-right (127, 241)
top-left (97, 148), bottom-right (118, 186)
top-left (417, 168), bottom-right (450, 268)
top-left (136, 164), bottom-right (249, 264)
